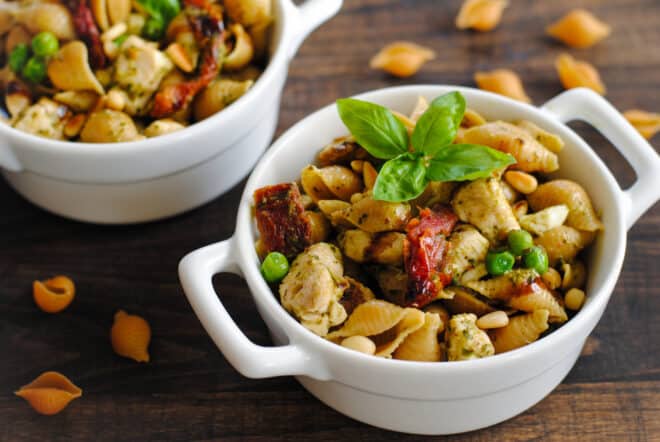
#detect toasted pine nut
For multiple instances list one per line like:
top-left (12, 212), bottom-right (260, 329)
top-left (166, 42), bottom-right (194, 73)
top-left (476, 310), bottom-right (509, 329)
top-left (564, 288), bottom-right (586, 311)
top-left (64, 114), bottom-right (88, 138)
top-left (541, 268), bottom-right (562, 290)
top-left (341, 336), bottom-right (376, 355)
top-left (512, 200), bottom-right (529, 219)
top-left (350, 160), bottom-right (364, 173)
top-left (101, 22), bottom-right (127, 42)
top-left (104, 89), bottom-right (126, 111)
top-left (103, 40), bottom-right (119, 59)
top-left (505, 170), bottom-right (538, 194)
top-left (363, 162), bottom-right (378, 190)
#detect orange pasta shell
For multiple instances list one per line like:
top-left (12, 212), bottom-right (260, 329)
top-left (33, 275), bottom-right (75, 313)
top-left (15, 371), bottom-right (82, 415)
top-left (111, 310), bottom-right (151, 362)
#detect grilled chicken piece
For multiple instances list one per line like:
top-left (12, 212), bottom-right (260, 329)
top-left (445, 313), bottom-right (495, 361)
top-left (12, 97), bottom-right (70, 140)
top-left (443, 225), bottom-right (490, 281)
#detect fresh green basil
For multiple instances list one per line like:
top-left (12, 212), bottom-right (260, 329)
top-left (373, 152), bottom-right (428, 202)
top-left (336, 98), bottom-right (409, 159)
top-left (411, 92), bottom-right (465, 156)
top-left (426, 144), bottom-right (516, 181)
top-left (136, 0), bottom-right (181, 40)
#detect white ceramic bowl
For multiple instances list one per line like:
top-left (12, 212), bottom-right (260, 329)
top-left (178, 85), bottom-right (660, 435)
top-left (0, 0), bottom-right (342, 224)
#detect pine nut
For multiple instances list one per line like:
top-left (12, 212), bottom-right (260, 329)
top-left (363, 162), bottom-right (378, 190)
top-left (166, 42), bottom-right (194, 73)
top-left (341, 336), bottom-right (376, 355)
top-left (476, 310), bottom-right (509, 329)
top-left (104, 89), bottom-right (126, 111)
top-left (64, 114), bottom-right (87, 138)
top-left (564, 288), bottom-right (586, 310)
top-left (505, 170), bottom-right (538, 194)
top-left (350, 160), bottom-right (364, 173)
top-left (101, 22), bottom-right (127, 42)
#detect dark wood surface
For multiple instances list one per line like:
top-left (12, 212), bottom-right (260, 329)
top-left (2, 0), bottom-right (659, 440)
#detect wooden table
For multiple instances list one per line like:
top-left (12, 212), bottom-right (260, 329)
top-left (2, 0), bottom-right (659, 440)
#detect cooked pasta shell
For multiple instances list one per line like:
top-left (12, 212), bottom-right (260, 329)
top-left (15, 3), bottom-right (75, 40)
top-left (33, 276), bottom-right (75, 314)
top-left (111, 310), bottom-right (151, 362)
top-left (546, 9), bottom-right (611, 49)
top-left (527, 180), bottom-right (603, 232)
top-left (519, 204), bottom-right (569, 236)
top-left (374, 308), bottom-right (426, 357)
top-left (193, 79), bottom-right (253, 120)
top-left (424, 303), bottom-right (450, 329)
top-left (376, 266), bottom-right (409, 306)
top-left (462, 108), bottom-right (487, 128)
top-left (490, 310), bottom-right (550, 353)
top-left (461, 121), bottom-right (559, 173)
top-left (509, 283), bottom-right (568, 323)
top-left (224, 0), bottom-right (272, 27)
top-left (48, 42), bottom-right (105, 95)
top-left (459, 262), bottom-right (489, 284)
top-left (339, 194), bottom-right (411, 233)
top-left (301, 165), bottom-right (362, 202)
top-left (339, 230), bottom-right (405, 266)
top-left (339, 277), bottom-right (376, 316)
top-left (474, 69), bottom-right (531, 103)
top-left (535, 225), bottom-right (594, 266)
top-left (409, 96), bottom-right (429, 122)
top-left (465, 269), bottom-right (539, 301)
top-left (306, 211), bottom-right (331, 244)
top-left (516, 120), bottom-right (564, 153)
top-left (452, 178), bottom-right (520, 242)
top-left (394, 313), bottom-right (443, 361)
top-left (327, 300), bottom-right (407, 340)
top-left (561, 260), bottom-right (587, 290)
top-left (444, 225), bottom-right (490, 279)
top-left (224, 24), bottom-right (254, 71)
top-left (15, 372), bottom-right (82, 415)
top-left (317, 136), bottom-right (362, 166)
top-left (413, 181), bottom-right (457, 208)
top-left (442, 286), bottom-right (496, 316)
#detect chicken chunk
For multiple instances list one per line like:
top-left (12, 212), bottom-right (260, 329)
top-left (12, 97), bottom-right (70, 140)
top-left (452, 178), bottom-right (520, 243)
top-left (279, 243), bottom-right (348, 336)
top-left (443, 225), bottom-right (490, 281)
top-left (445, 313), bottom-right (495, 361)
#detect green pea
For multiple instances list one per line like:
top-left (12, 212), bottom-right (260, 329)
top-left (486, 250), bottom-right (515, 276)
top-left (8, 43), bottom-right (30, 73)
top-left (22, 57), bottom-right (47, 83)
top-left (522, 246), bottom-right (549, 275)
top-left (260, 252), bottom-right (290, 284)
top-left (507, 229), bottom-right (534, 256)
top-left (31, 32), bottom-right (59, 58)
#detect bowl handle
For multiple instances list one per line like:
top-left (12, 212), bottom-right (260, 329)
top-left (178, 238), bottom-right (328, 380)
top-left (0, 143), bottom-right (22, 172)
top-left (287, 0), bottom-right (343, 59)
top-left (541, 88), bottom-right (660, 230)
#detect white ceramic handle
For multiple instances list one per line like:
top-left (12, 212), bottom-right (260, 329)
top-left (178, 238), bottom-right (324, 379)
top-left (287, 0), bottom-right (342, 59)
top-left (0, 144), bottom-right (22, 172)
top-left (541, 88), bottom-right (660, 229)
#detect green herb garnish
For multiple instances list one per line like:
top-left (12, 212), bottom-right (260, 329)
top-left (336, 91), bottom-right (517, 202)
top-left (136, 0), bottom-right (181, 40)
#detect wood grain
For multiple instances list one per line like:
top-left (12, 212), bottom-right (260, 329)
top-left (1, 0), bottom-right (659, 440)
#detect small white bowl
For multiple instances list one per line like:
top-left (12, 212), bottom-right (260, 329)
top-left (0, 0), bottom-right (342, 224)
top-left (178, 85), bottom-right (660, 435)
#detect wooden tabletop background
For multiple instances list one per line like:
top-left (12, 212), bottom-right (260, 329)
top-left (1, 0), bottom-right (659, 440)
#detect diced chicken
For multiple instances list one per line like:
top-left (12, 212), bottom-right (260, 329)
top-left (279, 243), bottom-right (348, 336)
top-left (443, 225), bottom-right (490, 281)
top-left (445, 313), bottom-right (495, 361)
top-left (452, 178), bottom-right (520, 243)
top-left (12, 97), bottom-right (70, 140)
top-left (113, 36), bottom-right (173, 115)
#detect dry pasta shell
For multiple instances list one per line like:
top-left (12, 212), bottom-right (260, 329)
top-left (111, 310), bottom-right (151, 362)
top-left (33, 276), bottom-right (75, 314)
top-left (555, 53), bottom-right (606, 95)
top-left (516, 120), bottom-right (565, 153)
top-left (394, 312), bottom-right (443, 362)
top-left (490, 309), bottom-right (549, 353)
top-left (623, 109), bottom-right (660, 140)
top-left (546, 9), bottom-right (611, 49)
top-left (456, 0), bottom-right (508, 32)
top-left (15, 371), bottom-right (82, 415)
top-left (370, 42), bottom-right (435, 78)
top-left (474, 69), bottom-right (531, 103)
top-left (527, 179), bottom-right (603, 232)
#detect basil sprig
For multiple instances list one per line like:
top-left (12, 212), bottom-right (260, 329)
top-left (336, 92), bottom-right (516, 202)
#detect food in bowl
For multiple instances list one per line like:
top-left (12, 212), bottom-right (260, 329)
top-left (252, 91), bottom-right (602, 361)
top-left (0, 0), bottom-right (271, 142)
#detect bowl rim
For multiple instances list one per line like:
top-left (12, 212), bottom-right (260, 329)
top-left (234, 84), bottom-right (627, 374)
top-left (0, 0), bottom-right (293, 155)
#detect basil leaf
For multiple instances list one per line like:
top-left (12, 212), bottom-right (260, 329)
top-left (426, 144), bottom-right (516, 182)
top-left (373, 152), bottom-right (428, 202)
top-left (336, 98), bottom-right (409, 159)
top-left (411, 91), bottom-right (466, 156)
top-left (136, 0), bottom-right (180, 39)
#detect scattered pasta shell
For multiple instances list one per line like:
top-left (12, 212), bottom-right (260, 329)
top-left (546, 9), bottom-right (611, 49)
top-left (456, 0), bottom-right (508, 32)
top-left (555, 53), bottom-right (606, 95)
top-left (33, 276), bottom-right (75, 314)
top-left (370, 42), bottom-right (436, 78)
top-left (111, 310), bottom-right (151, 362)
top-left (15, 372), bottom-right (82, 415)
top-left (474, 69), bottom-right (531, 103)
top-left (623, 109), bottom-right (660, 140)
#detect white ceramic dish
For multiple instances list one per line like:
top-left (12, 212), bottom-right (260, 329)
top-left (178, 85), bottom-right (660, 435)
top-left (0, 0), bottom-right (342, 224)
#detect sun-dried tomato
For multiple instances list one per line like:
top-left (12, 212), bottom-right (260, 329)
top-left (63, 0), bottom-right (106, 69)
top-left (403, 205), bottom-right (458, 308)
top-left (254, 183), bottom-right (313, 259)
